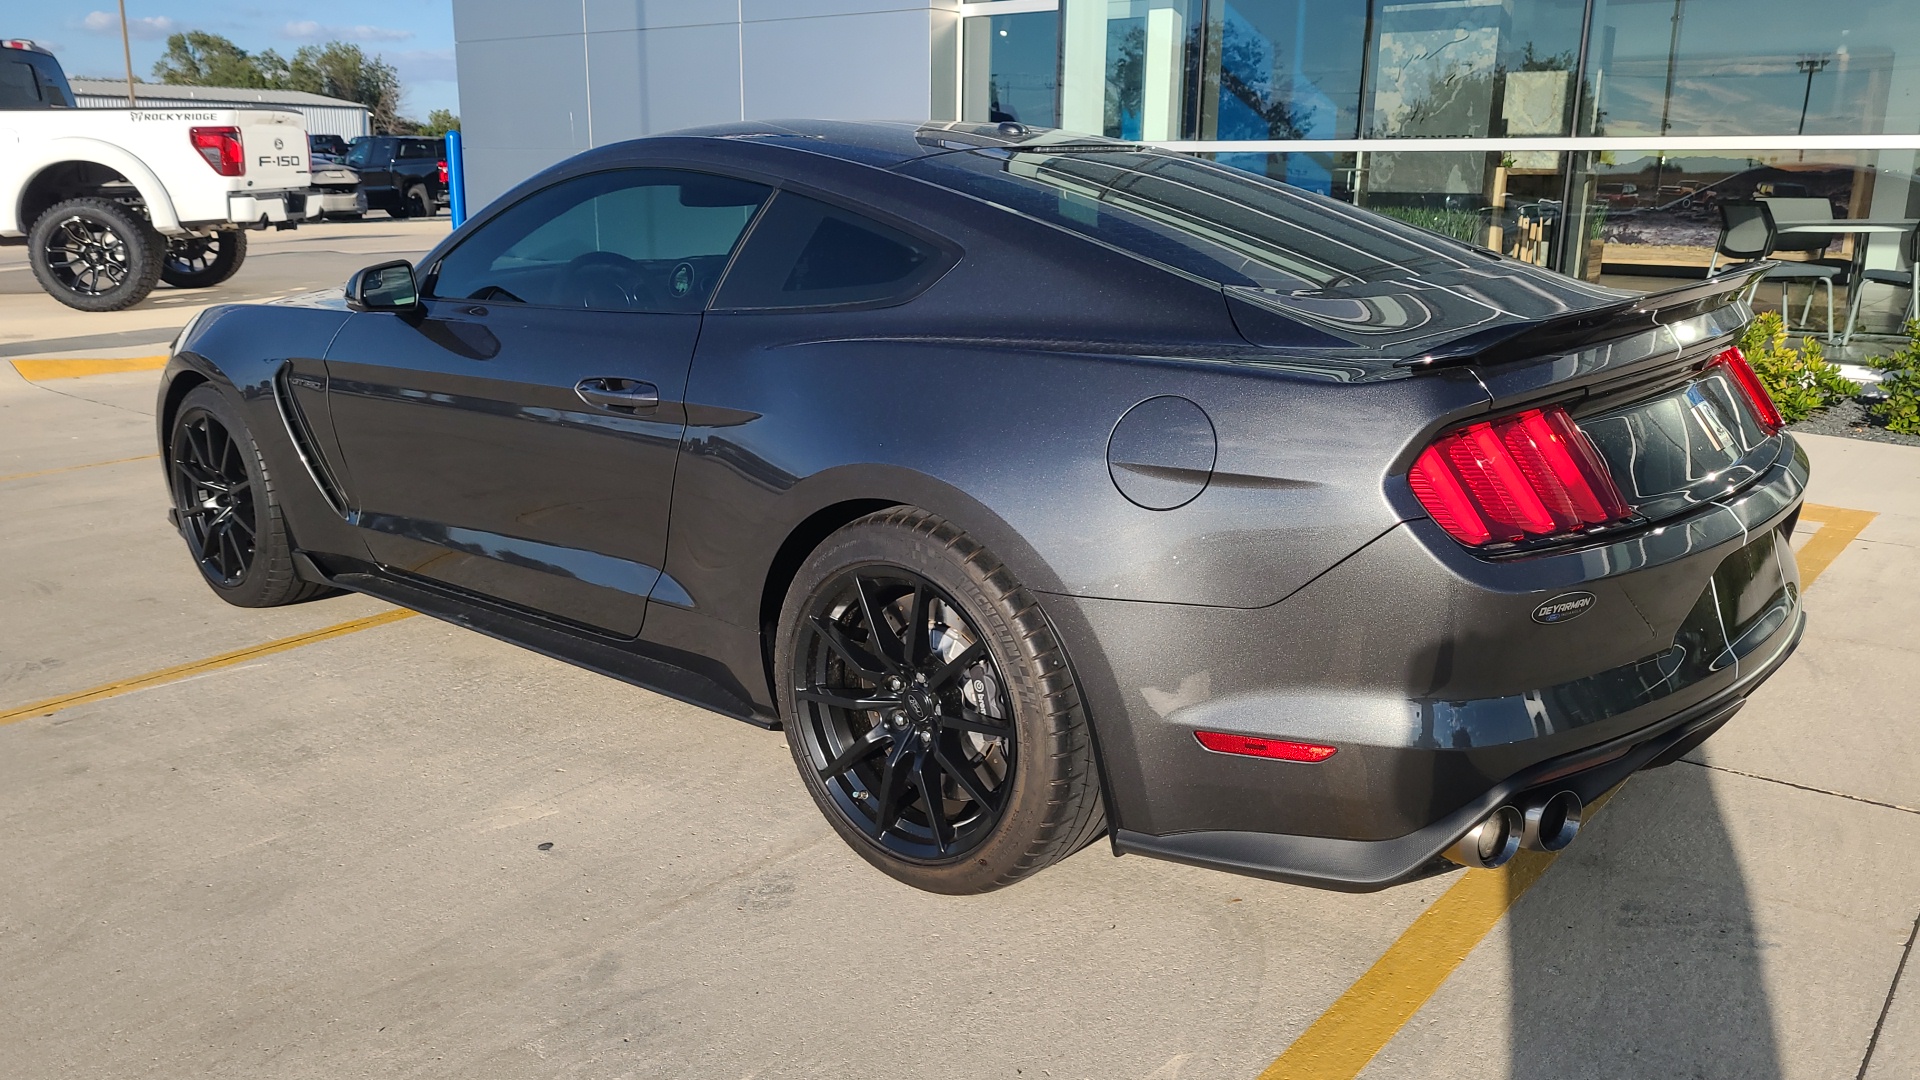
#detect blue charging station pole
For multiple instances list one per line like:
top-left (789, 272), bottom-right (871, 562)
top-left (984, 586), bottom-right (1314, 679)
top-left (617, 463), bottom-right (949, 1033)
top-left (446, 129), bottom-right (468, 227)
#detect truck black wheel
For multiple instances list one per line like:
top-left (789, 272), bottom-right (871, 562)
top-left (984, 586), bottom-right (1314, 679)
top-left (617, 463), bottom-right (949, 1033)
top-left (28, 197), bottom-right (163, 312)
top-left (160, 229), bottom-right (247, 289)
top-left (775, 508), bottom-right (1106, 894)
top-left (167, 384), bottom-right (337, 608)
top-left (405, 185), bottom-right (432, 218)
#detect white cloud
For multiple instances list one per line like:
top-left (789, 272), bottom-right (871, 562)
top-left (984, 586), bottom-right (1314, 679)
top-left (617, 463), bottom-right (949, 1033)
top-left (81, 11), bottom-right (179, 40)
top-left (282, 21), bottom-right (415, 44)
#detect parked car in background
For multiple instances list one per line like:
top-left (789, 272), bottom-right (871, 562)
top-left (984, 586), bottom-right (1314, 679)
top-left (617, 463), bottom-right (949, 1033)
top-left (344, 135), bottom-right (446, 218)
top-left (156, 121), bottom-right (1808, 896)
top-left (0, 37), bottom-right (312, 310)
top-left (308, 133), bottom-right (350, 161)
top-left (308, 159), bottom-right (362, 220)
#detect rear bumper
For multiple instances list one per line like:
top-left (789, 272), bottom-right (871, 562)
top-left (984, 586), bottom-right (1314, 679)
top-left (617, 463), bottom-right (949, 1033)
top-left (1113, 605), bottom-right (1801, 891)
top-left (226, 191), bottom-right (309, 227)
top-left (1044, 436), bottom-right (1810, 891)
top-left (308, 189), bottom-right (360, 215)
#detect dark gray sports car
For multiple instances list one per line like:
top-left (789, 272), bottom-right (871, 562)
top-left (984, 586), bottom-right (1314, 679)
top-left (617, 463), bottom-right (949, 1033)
top-left (158, 121), bottom-right (1806, 894)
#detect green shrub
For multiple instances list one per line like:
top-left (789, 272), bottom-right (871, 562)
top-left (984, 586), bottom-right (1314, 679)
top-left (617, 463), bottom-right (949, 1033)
top-left (1869, 321), bottom-right (1920, 434)
top-left (1373, 205), bottom-right (1484, 245)
top-left (1737, 312), bottom-right (1857, 424)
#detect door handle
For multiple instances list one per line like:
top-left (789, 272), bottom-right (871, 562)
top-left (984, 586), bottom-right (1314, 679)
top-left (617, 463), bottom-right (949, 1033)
top-left (574, 377), bottom-right (659, 413)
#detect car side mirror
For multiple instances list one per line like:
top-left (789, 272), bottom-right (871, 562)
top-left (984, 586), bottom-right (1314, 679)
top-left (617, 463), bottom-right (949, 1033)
top-left (346, 260), bottom-right (420, 312)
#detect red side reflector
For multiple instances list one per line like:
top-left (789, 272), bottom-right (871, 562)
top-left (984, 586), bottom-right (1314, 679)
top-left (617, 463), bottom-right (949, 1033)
top-left (1410, 405), bottom-right (1630, 547)
top-left (1194, 731), bottom-right (1337, 763)
top-left (1712, 345), bottom-right (1783, 433)
top-left (189, 126), bottom-right (245, 176)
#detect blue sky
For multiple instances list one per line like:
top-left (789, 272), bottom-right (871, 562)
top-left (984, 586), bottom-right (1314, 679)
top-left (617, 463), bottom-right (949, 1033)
top-left (10, 2), bottom-right (458, 116)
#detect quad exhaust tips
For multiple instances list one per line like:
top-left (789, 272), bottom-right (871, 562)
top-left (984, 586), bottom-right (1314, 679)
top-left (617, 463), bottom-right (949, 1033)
top-left (1445, 805), bottom-right (1523, 869)
top-left (1444, 790), bottom-right (1585, 870)
top-left (1521, 790), bottom-right (1584, 852)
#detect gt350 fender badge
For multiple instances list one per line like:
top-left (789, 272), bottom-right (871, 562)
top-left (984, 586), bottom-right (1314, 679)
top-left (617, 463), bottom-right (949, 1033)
top-left (1533, 591), bottom-right (1596, 624)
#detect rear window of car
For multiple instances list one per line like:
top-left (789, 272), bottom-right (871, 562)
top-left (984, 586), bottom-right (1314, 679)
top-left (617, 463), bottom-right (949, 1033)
top-left (898, 148), bottom-right (1478, 291)
top-left (712, 191), bottom-right (950, 310)
top-left (398, 140), bottom-right (436, 160)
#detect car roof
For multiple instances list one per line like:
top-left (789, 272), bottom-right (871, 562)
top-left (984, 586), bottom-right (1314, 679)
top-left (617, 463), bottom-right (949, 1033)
top-left (652, 119), bottom-right (1141, 169)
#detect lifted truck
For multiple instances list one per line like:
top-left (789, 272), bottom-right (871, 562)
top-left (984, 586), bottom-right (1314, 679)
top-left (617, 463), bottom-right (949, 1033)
top-left (0, 38), bottom-right (313, 311)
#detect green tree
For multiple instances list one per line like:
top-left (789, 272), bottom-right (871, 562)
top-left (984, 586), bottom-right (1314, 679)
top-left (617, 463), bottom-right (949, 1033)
top-left (420, 109), bottom-right (460, 137)
top-left (151, 31), bottom-right (275, 88)
top-left (285, 42), bottom-right (405, 133)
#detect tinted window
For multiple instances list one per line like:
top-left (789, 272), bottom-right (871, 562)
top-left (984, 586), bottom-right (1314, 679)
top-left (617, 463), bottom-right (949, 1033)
top-left (429, 169), bottom-right (771, 312)
top-left (0, 59), bottom-right (42, 108)
top-left (397, 140), bottom-right (437, 160)
top-left (899, 148), bottom-right (1481, 290)
top-left (713, 192), bottom-right (947, 309)
top-left (344, 139), bottom-right (373, 168)
top-left (29, 55), bottom-right (72, 107)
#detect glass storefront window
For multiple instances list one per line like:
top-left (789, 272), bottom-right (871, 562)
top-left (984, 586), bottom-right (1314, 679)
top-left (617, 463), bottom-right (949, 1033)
top-left (962, 12), bottom-right (1062, 127)
top-left (1368, 0), bottom-right (1587, 138)
top-left (1581, 0), bottom-right (1920, 137)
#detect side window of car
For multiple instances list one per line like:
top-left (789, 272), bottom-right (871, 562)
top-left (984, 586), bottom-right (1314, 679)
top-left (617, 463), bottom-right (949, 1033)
top-left (0, 60), bottom-right (41, 108)
top-left (712, 191), bottom-right (951, 310)
top-left (427, 169), bottom-right (772, 312)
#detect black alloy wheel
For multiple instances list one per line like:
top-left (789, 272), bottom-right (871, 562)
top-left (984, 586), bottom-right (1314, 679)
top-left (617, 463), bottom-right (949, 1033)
top-left (794, 568), bottom-right (1018, 861)
top-left (171, 407), bottom-right (259, 587)
top-left (778, 509), bottom-right (1105, 893)
top-left (166, 384), bottom-right (334, 607)
top-left (27, 197), bottom-right (163, 312)
top-left (161, 229), bottom-right (247, 289)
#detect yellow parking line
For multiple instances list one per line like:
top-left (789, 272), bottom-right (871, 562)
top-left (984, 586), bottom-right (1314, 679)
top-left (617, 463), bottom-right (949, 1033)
top-left (1260, 788), bottom-right (1617, 1080)
top-left (0, 609), bottom-right (416, 728)
top-left (10, 355), bottom-right (168, 381)
top-left (0, 453), bottom-right (160, 485)
top-left (1259, 501), bottom-right (1878, 1079)
top-left (1795, 504), bottom-right (1877, 590)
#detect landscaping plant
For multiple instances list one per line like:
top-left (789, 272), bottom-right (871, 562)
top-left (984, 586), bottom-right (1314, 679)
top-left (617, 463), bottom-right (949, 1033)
top-left (1869, 320), bottom-right (1920, 434)
top-left (1737, 312), bottom-right (1857, 424)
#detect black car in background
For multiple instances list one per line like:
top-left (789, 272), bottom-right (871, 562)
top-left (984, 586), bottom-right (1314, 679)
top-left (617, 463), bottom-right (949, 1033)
top-left (308, 133), bottom-right (350, 161)
top-left (156, 122), bottom-right (1806, 895)
top-left (344, 135), bottom-right (446, 218)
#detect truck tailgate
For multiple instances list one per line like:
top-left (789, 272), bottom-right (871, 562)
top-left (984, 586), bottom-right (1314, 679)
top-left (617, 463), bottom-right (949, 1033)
top-left (234, 109), bottom-right (310, 193)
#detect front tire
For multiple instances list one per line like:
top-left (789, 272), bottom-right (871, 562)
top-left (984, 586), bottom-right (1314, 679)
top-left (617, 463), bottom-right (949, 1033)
top-left (28, 197), bottom-right (163, 312)
top-left (161, 229), bottom-right (247, 289)
top-left (167, 384), bottom-right (335, 607)
top-left (775, 508), bottom-right (1105, 894)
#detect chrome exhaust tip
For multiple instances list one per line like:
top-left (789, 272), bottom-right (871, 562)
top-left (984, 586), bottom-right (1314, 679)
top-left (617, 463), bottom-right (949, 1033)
top-left (1444, 805), bottom-right (1523, 869)
top-left (1521, 790), bottom-right (1584, 852)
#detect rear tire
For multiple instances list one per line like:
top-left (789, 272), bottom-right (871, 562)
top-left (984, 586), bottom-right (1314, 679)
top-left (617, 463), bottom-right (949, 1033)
top-left (28, 197), bottom-right (163, 312)
top-left (405, 184), bottom-right (432, 218)
top-left (775, 508), bottom-right (1105, 894)
top-left (160, 229), bottom-right (247, 289)
top-left (167, 384), bottom-right (336, 607)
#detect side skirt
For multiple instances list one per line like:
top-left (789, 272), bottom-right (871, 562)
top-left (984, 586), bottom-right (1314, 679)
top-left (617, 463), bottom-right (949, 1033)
top-left (292, 551), bottom-right (778, 729)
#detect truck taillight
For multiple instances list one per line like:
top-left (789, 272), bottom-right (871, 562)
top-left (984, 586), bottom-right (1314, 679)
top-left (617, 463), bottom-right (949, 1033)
top-left (1409, 405), bottom-right (1630, 547)
top-left (189, 126), bottom-right (245, 176)
top-left (438, 159), bottom-right (448, 185)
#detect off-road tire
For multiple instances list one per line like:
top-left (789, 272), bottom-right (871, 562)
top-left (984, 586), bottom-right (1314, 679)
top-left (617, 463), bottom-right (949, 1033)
top-left (776, 507), bottom-right (1106, 893)
top-left (168, 384), bottom-right (337, 607)
top-left (28, 197), bottom-right (164, 312)
top-left (160, 229), bottom-right (248, 289)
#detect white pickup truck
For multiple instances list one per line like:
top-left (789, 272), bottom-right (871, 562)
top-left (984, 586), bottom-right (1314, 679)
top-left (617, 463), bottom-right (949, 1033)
top-left (0, 38), bottom-right (312, 311)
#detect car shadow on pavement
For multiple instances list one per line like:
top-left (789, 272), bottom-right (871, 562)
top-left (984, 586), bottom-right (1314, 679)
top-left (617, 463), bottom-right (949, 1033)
top-left (1504, 762), bottom-right (1781, 1079)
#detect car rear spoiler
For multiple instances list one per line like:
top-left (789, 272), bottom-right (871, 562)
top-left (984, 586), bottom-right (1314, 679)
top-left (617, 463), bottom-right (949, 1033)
top-left (1395, 263), bottom-right (1774, 371)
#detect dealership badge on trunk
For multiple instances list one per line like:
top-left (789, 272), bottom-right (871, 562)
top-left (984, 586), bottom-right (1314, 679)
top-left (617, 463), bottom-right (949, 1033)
top-left (1532, 591), bottom-right (1597, 624)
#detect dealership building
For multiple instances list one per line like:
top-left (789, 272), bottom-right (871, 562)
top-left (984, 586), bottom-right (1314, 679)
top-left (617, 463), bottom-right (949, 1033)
top-left (452, 0), bottom-right (1920, 325)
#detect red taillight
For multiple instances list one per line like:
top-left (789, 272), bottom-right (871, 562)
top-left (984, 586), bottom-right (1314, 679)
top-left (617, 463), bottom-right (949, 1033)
top-left (1411, 405), bottom-right (1629, 547)
top-left (1194, 731), bottom-right (1337, 763)
top-left (189, 126), bottom-right (244, 176)
top-left (438, 159), bottom-right (448, 185)
top-left (1712, 345), bottom-right (1783, 433)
